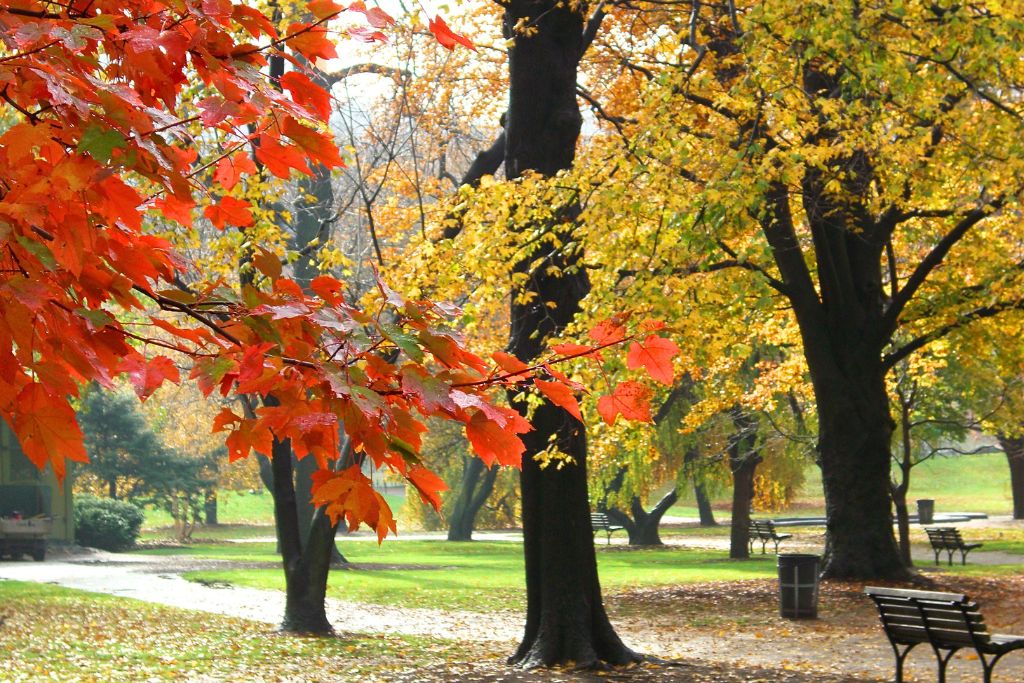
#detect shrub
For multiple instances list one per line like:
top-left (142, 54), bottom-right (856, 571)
top-left (74, 495), bottom-right (145, 552)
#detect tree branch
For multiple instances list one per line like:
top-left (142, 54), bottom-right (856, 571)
top-left (881, 200), bottom-right (1002, 334)
top-left (883, 297), bottom-right (1024, 370)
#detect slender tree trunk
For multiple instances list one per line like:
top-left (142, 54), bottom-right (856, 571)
top-left (893, 493), bottom-right (912, 566)
top-left (609, 490), bottom-right (678, 546)
top-left (204, 489), bottom-right (218, 526)
top-left (727, 411), bottom-right (760, 560)
top-left (891, 390), bottom-right (914, 567)
top-left (694, 482), bottom-right (717, 526)
top-left (270, 434), bottom-right (334, 634)
top-left (999, 434), bottom-right (1024, 520)
top-left (448, 456), bottom-right (498, 541)
top-left (108, 478), bottom-right (117, 500)
top-left (503, 0), bottom-right (635, 668)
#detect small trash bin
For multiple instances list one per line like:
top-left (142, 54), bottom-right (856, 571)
top-left (778, 553), bottom-right (820, 619)
top-left (917, 499), bottom-right (935, 525)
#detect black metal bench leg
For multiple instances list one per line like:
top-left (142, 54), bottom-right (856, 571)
top-left (773, 539), bottom-right (781, 553)
top-left (947, 549), bottom-right (954, 566)
top-left (892, 642), bottom-right (916, 683)
top-left (934, 549), bottom-right (940, 565)
top-left (979, 651), bottom-right (1003, 683)
top-left (761, 539), bottom-right (768, 554)
top-left (934, 647), bottom-right (958, 683)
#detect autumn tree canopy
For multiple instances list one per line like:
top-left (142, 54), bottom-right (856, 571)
top-left (0, 0), bottom-right (672, 547)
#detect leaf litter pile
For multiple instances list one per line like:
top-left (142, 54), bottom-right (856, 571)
top-left (3, 574), bottom-right (1024, 681)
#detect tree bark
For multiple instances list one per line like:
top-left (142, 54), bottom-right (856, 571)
top-left (270, 433), bottom-right (335, 634)
top-left (502, 0), bottom-right (636, 668)
top-left (891, 388), bottom-right (914, 567)
top-left (999, 434), bottom-right (1024, 520)
top-left (694, 482), bottom-right (717, 526)
top-left (814, 368), bottom-right (905, 578)
top-left (447, 456), bottom-right (498, 541)
top-left (608, 490), bottom-right (678, 546)
top-left (728, 409), bottom-right (760, 560)
top-left (204, 489), bottom-right (218, 526)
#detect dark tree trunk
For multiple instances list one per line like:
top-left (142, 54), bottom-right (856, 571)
top-left (512, 404), bottom-right (636, 668)
top-left (999, 434), bottom-right (1024, 520)
top-left (288, 151), bottom-right (348, 568)
top-left (269, 433), bottom-right (336, 634)
top-left (448, 456), bottom-right (498, 541)
top-left (727, 410), bottom-right (760, 560)
top-left (814, 366), bottom-right (905, 579)
top-left (694, 482), bottom-right (717, 526)
top-left (891, 389), bottom-right (914, 567)
top-left (893, 494), bottom-right (912, 567)
top-left (608, 490), bottom-right (678, 546)
top-left (756, 172), bottom-right (906, 578)
top-left (108, 478), bottom-right (117, 500)
top-left (204, 489), bottom-right (218, 526)
top-left (294, 454), bottom-right (348, 565)
top-left (502, 0), bottom-right (635, 668)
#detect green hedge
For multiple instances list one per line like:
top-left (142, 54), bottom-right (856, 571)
top-left (74, 495), bottom-right (144, 552)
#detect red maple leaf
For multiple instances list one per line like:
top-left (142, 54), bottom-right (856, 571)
top-left (596, 381), bottom-right (653, 426)
top-left (535, 379), bottom-right (583, 422)
top-left (428, 15), bottom-right (475, 51)
top-left (11, 384), bottom-right (89, 480)
top-left (204, 196), bottom-right (254, 229)
top-left (626, 335), bottom-right (680, 385)
top-left (465, 412), bottom-right (529, 467)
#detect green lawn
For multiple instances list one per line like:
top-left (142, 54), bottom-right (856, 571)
top-left (0, 580), bottom-right (484, 682)
top-left (669, 451), bottom-right (1014, 519)
top-left (140, 490), bottom-right (405, 539)
top-left (177, 541), bottom-right (777, 612)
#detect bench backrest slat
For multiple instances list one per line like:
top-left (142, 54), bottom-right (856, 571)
top-left (926, 527), bottom-right (966, 546)
top-left (866, 587), bottom-right (991, 648)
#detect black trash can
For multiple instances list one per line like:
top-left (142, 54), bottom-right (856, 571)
top-left (917, 499), bottom-right (935, 525)
top-left (777, 553), bottom-right (820, 619)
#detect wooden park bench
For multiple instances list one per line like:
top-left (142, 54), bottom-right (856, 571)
top-left (748, 519), bottom-right (791, 554)
top-left (590, 512), bottom-right (624, 545)
top-left (926, 527), bottom-right (983, 566)
top-left (865, 586), bottom-right (1024, 683)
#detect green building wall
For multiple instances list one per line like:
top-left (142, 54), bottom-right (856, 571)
top-left (0, 421), bottom-right (74, 542)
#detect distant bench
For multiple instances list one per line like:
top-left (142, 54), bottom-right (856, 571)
top-left (866, 585), bottom-right (1024, 682)
top-left (926, 527), bottom-right (983, 565)
top-left (748, 519), bottom-right (791, 554)
top-left (590, 512), bottom-right (624, 545)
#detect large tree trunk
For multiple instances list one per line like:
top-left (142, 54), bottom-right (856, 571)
top-left (999, 434), bottom-right (1024, 520)
top-left (503, 0), bottom-right (636, 668)
top-left (608, 490), bottom-right (678, 546)
top-left (814, 367), bottom-right (905, 579)
top-left (448, 456), bottom-right (498, 541)
top-left (512, 404), bottom-right (635, 668)
top-left (694, 482), bottom-right (717, 526)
